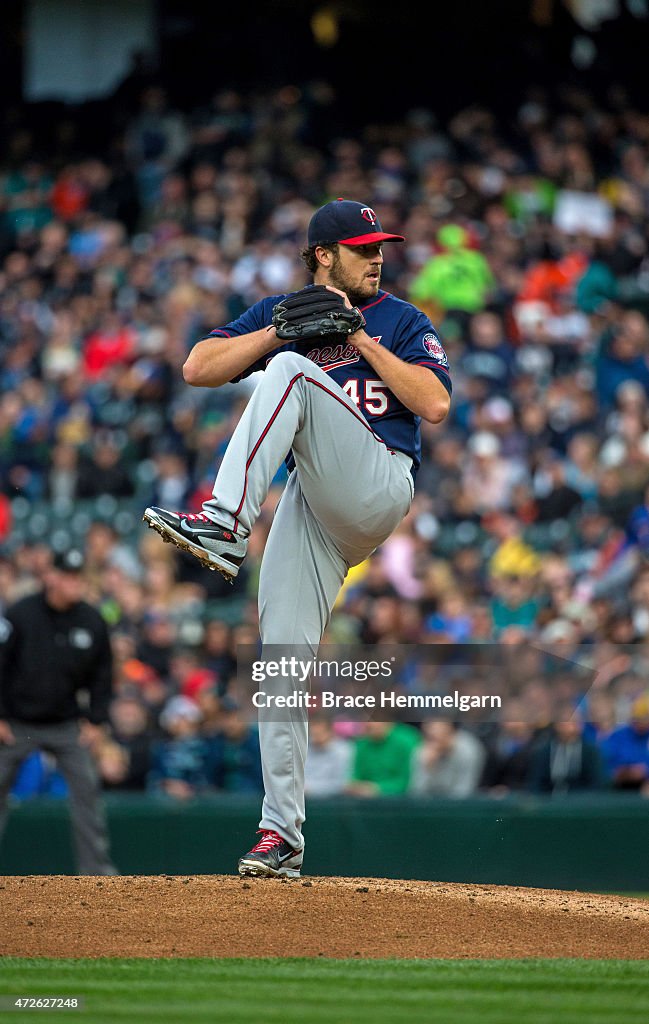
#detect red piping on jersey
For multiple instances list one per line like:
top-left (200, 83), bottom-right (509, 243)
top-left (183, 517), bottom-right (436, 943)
top-left (360, 293), bottom-right (389, 313)
top-left (233, 372), bottom-right (393, 519)
top-left (233, 373), bottom-right (304, 517)
top-left (418, 360), bottom-right (451, 377)
top-left (210, 330), bottom-right (232, 337)
top-left (320, 358), bottom-right (361, 372)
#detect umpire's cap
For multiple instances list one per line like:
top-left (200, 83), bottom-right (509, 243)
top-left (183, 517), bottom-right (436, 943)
top-left (307, 199), bottom-right (405, 247)
top-left (53, 548), bottom-right (86, 573)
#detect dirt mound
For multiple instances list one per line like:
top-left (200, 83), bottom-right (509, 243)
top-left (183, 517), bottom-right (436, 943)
top-left (2, 875), bottom-right (649, 959)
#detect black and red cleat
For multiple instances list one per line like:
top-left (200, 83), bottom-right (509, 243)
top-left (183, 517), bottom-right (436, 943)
top-left (238, 830), bottom-right (303, 878)
top-left (142, 506), bottom-right (247, 582)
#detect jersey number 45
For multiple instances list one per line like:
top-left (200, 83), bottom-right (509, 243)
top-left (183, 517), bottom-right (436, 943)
top-left (342, 379), bottom-right (389, 416)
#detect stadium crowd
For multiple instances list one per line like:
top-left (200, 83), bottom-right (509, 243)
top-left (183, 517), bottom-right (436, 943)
top-left (3, 79), bottom-right (649, 802)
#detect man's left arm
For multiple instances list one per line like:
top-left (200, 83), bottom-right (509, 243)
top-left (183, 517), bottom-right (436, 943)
top-left (353, 330), bottom-right (450, 423)
top-left (325, 286), bottom-right (451, 423)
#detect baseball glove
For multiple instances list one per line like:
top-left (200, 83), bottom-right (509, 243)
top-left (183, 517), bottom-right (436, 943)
top-left (272, 285), bottom-right (366, 342)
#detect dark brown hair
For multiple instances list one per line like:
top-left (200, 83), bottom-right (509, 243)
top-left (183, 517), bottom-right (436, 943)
top-left (300, 242), bottom-right (339, 274)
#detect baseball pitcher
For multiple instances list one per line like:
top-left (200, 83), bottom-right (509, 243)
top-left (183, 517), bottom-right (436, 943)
top-left (144, 199), bottom-right (452, 876)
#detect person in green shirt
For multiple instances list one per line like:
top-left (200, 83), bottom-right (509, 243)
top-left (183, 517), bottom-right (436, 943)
top-left (409, 224), bottom-right (494, 317)
top-left (347, 721), bottom-right (421, 797)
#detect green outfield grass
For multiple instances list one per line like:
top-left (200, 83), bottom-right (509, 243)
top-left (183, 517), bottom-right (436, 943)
top-left (1, 959), bottom-right (648, 1024)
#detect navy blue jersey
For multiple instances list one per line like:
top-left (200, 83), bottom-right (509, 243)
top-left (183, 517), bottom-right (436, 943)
top-left (205, 290), bottom-right (451, 474)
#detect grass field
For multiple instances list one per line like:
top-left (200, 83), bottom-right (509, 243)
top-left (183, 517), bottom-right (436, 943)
top-left (2, 958), bottom-right (649, 1024)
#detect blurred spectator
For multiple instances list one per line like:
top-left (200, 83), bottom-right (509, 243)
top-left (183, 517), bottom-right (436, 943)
top-left (136, 612), bottom-right (177, 678)
top-left (583, 692), bottom-right (617, 745)
top-left (194, 683), bottom-right (223, 736)
top-left (202, 618), bottom-right (236, 687)
top-left (347, 721), bottom-right (420, 797)
top-left (461, 434), bottom-right (525, 513)
top-left (77, 435), bottom-right (135, 499)
top-left (490, 574), bottom-right (540, 637)
top-left (148, 695), bottom-right (210, 800)
top-left (125, 86), bottom-right (189, 206)
top-left (627, 483), bottom-right (649, 554)
top-left (527, 706), bottom-right (605, 794)
top-left (206, 697), bottom-right (262, 793)
top-left (601, 693), bottom-right (649, 794)
top-left (480, 702), bottom-right (539, 794)
top-left (83, 312), bottom-right (136, 380)
top-left (424, 591), bottom-right (472, 642)
top-left (107, 695), bottom-right (153, 790)
top-left (116, 658), bottom-right (168, 714)
top-left (149, 450), bottom-right (191, 510)
top-left (409, 224), bottom-right (494, 319)
top-left (461, 314), bottom-right (513, 397)
top-left (411, 720), bottom-right (486, 797)
top-left (304, 714), bottom-right (353, 798)
top-left (534, 453), bottom-right (583, 522)
top-left (45, 443), bottom-right (80, 502)
top-left (564, 434), bottom-right (600, 501)
top-left (596, 312), bottom-right (649, 412)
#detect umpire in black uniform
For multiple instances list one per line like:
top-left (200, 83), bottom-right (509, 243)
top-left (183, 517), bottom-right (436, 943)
top-left (0, 548), bottom-right (117, 874)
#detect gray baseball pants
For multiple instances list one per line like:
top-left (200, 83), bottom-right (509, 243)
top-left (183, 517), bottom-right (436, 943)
top-left (0, 720), bottom-right (116, 874)
top-left (203, 352), bottom-right (414, 850)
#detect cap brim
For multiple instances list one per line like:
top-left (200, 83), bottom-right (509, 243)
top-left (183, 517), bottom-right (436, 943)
top-left (338, 232), bottom-right (405, 245)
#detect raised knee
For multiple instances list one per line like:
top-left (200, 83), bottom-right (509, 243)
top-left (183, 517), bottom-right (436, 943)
top-left (265, 351), bottom-right (312, 378)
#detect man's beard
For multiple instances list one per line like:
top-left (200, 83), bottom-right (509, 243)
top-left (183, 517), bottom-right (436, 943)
top-left (328, 255), bottom-right (380, 307)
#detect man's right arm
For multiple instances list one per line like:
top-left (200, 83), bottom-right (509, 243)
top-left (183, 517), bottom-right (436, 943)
top-left (183, 326), bottom-right (283, 388)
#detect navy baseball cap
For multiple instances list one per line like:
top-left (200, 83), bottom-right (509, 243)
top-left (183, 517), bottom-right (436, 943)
top-left (307, 199), bottom-right (405, 247)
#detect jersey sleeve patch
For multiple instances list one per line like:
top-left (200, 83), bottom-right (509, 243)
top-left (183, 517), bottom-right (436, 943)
top-left (422, 331), bottom-right (449, 368)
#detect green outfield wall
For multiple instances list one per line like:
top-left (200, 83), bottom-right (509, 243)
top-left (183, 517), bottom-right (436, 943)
top-left (0, 794), bottom-right (645, 891)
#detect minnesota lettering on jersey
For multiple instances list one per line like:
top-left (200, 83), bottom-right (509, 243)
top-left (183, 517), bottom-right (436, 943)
top-left (305, 337), bottom-right (382, 371)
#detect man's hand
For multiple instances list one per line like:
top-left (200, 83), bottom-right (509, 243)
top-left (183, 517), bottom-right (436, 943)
top-left (325, 285), bottom-right (353, 309)
top-left (422, 742), bottom-right (444, 769)
top-left (79, 721), bottom-right (105, 751)
top-left (0, 720), bottom-right (15, 745)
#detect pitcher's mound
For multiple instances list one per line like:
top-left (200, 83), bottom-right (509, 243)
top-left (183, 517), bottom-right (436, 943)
top-left (3, 875), bottom-right (649, 959)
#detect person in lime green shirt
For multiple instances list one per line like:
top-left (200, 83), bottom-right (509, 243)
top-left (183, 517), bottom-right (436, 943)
top-left (347, 721), bottom-right (421, 796)
top-left (409, 224), bottom-right (494, 315)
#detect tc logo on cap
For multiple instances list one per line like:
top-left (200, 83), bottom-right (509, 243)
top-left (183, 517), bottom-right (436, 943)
top-left (306, 199), bottom-right (405, 247)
